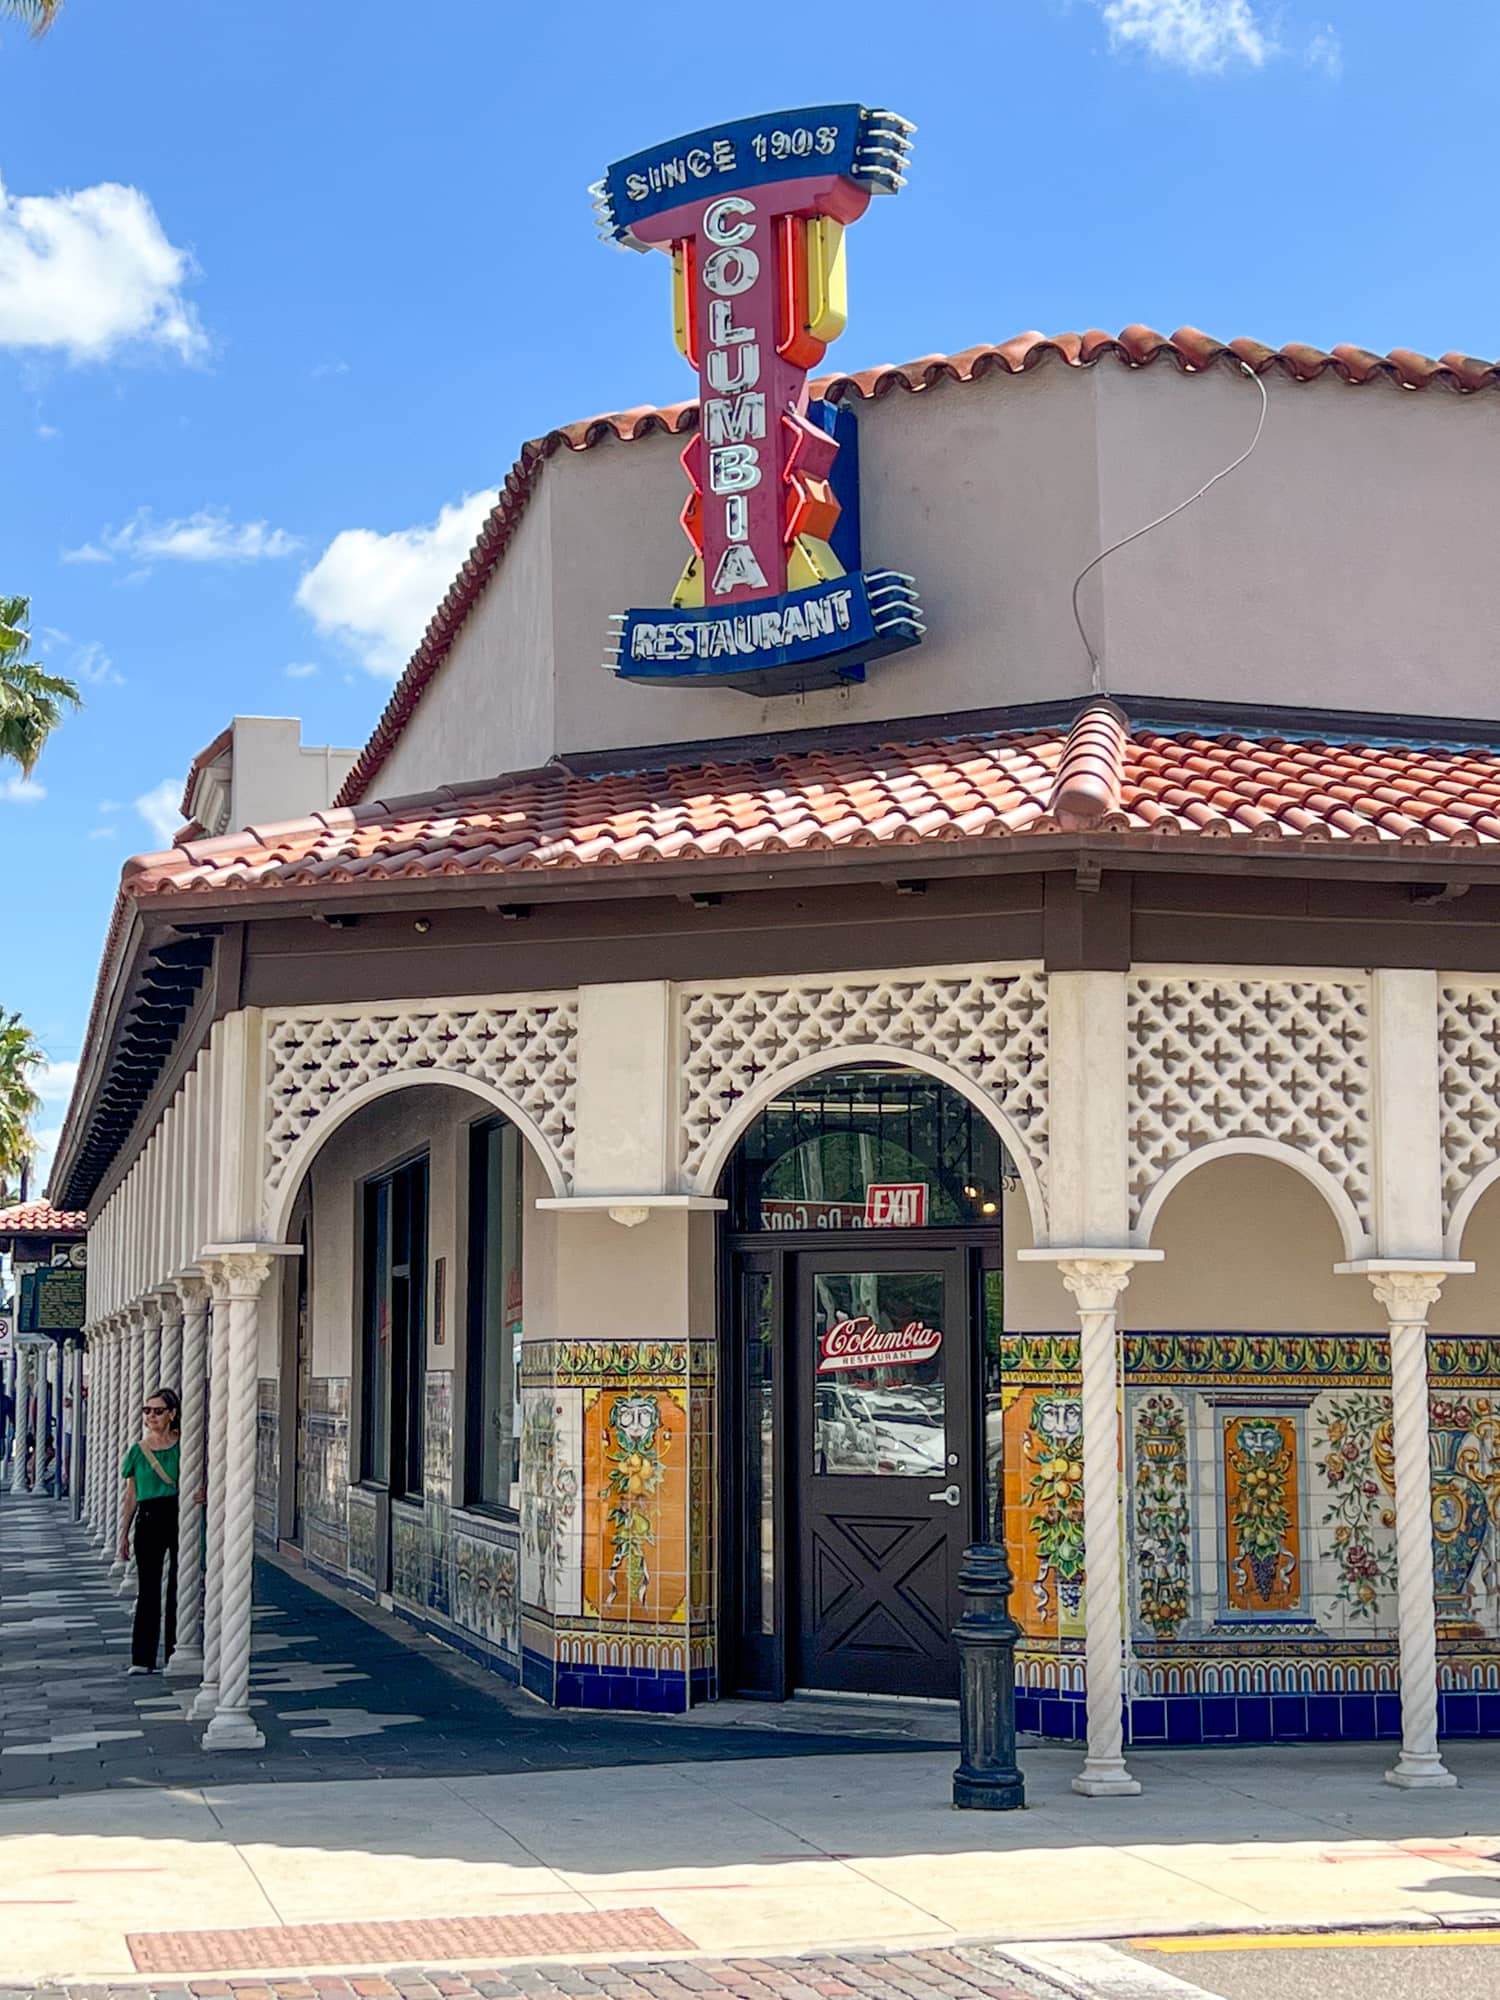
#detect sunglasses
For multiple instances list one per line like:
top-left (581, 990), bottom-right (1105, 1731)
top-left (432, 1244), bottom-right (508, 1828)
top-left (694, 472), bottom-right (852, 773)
top-left (142, 1404), bottom-right (170, 1415)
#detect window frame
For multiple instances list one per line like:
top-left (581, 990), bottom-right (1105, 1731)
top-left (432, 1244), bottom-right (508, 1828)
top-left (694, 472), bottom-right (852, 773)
top-left (462, 1115), bottom-right (524, 1518)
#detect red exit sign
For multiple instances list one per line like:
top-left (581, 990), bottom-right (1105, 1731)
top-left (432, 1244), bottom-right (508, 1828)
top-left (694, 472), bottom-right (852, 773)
top-left (864, 1182), bottom-right (927, 1228)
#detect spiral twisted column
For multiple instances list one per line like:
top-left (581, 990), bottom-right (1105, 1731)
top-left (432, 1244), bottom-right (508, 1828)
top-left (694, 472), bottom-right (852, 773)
top-left (190, 1279), bottom-right (232, 1720)
top-left (81, 1331), bottom-right (98, 1530)
top-left (140, 1296), bottom-right (163, 1404)
top-left (160, 1291), bottom-right (185, 1397)
top-left (1370, 1269), bottom-right (1457, 1789)
top-left (166, 1274), bottom-right (211, 1678)
top-left (29, 1341), bottom-right (51, 1495)
top-left (68, 1339), bottom-right (85, 1521)
top-left (9, 1341), bottom-right (30, 1492)
top-left (103, 1322), bottom-right (126, 1554)
top-left (201, 1250), bottom-right (273, 1750)
top-left (91, 1326), bottom-right (114, 1546)
top-left (114, 1313), bottom-right (146, 1593)
top-left (1058, 1256), bottom-right (1142, 1798)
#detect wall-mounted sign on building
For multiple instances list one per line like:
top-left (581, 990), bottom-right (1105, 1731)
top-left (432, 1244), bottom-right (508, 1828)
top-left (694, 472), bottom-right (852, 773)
top-left (593, 105), bottom-right (923, 694)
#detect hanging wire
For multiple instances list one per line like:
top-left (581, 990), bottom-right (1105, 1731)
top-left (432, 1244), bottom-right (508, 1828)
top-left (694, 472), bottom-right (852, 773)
top-left (1071, 361), bottom-right (1270, 696)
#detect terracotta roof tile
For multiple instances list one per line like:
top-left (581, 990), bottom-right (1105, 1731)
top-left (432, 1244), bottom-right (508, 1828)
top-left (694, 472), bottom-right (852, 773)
top-left (0, 1200), bottom-right (86, 1235)
top-left (335, 325), bottom-right (1500, 810)
top-left (112, 707), bottom-right (1500, 906)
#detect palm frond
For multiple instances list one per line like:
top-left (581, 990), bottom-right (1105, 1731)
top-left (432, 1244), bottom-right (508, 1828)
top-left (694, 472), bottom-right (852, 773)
top-left (1, 1), bottom-right (64, 35)
top-left (0, 597), bottom-right (81, 774)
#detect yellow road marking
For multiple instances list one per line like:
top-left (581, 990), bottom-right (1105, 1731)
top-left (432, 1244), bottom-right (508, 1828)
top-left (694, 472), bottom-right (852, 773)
top-left (1134, 1929), bottom-right (1500, 1953)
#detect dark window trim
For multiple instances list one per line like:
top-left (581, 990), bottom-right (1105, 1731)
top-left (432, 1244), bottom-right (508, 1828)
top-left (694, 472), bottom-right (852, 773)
top-left (463, 1114), bottom-right (522, 1520)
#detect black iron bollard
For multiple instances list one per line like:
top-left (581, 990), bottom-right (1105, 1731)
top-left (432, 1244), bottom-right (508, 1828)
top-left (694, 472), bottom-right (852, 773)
top-left (951, 1536), bottom-right (1026, 1810)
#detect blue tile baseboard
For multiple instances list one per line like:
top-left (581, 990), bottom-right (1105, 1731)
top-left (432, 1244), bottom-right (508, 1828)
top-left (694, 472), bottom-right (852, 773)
top-left (556, 1662), bottom-right (692, 1714)
top-left (1015, 1688), bottom-right (1491, 1746)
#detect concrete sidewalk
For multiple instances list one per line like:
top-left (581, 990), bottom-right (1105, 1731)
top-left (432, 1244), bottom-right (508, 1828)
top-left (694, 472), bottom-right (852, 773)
top-left (3, 1741), bottom-right (1500, 1983)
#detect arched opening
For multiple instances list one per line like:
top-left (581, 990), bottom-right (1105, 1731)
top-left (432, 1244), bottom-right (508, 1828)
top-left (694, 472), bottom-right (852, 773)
top-left (716, 1061), bottom-right (1016, 1702)
top-left (266, 1078), bottom-right (544, 1642)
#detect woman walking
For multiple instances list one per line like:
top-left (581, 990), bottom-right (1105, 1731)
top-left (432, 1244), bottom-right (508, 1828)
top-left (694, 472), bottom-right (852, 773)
top-left (118, 1386), bottom-right (180, 1674)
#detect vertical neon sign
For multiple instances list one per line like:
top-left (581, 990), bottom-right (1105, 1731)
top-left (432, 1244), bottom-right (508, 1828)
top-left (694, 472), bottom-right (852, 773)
top-left (593, 106), bottom-right (923, 694)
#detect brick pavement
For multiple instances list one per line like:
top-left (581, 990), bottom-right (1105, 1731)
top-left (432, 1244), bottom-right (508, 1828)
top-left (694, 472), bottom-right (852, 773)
top-left (0, 1494), bottom-right (947, 1797)
top-left (0, 1947), bottom-right (1056, 2000)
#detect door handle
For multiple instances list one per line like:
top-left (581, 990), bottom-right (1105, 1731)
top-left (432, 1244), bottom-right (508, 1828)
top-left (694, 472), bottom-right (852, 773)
top-left (928, 1484), bottom-right (961, 1507)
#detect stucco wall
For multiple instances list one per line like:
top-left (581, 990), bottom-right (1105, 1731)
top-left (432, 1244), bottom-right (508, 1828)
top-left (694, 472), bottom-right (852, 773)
top-left (352, 359), bottom-right (1500, 803)
top-left (1002, 1152), bottom-right (1493, 1334)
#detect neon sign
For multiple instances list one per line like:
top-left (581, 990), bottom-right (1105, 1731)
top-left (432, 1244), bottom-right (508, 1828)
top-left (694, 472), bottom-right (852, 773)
top-left (593, 106), bottom-right (923, 694)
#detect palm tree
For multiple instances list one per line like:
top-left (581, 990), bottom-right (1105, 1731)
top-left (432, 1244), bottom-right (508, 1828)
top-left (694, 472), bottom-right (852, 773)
top-left (0, 1), bottom-right (63, 32)
top-left (0, 598), bottom-right (80, 778)
top-left (0, 1011), bottom-right (43, 1193)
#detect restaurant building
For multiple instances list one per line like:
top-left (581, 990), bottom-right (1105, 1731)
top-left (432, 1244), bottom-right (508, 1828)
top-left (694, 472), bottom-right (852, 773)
top-left (51, 106), bottom-right (1500, 1793)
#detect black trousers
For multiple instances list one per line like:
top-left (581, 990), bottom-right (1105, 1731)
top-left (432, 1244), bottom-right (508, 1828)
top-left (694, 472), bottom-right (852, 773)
top-left (131, 1495), bottom-right (179, 1668)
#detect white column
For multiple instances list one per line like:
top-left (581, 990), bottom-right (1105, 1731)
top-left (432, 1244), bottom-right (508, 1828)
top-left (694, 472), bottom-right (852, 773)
top-left (1064, 1256), bottom-right (1142, 1796)
top-left (167, 1274), bottom-right (210, 1678)
top-left (68, 1341), bottom-right (84, 1519)
top-left (201, 1249), bottom-right (274, 1750)
top-left (141, 1297), bottom-right (163, 1405)
top-left (190, 1278), bottom-right (232, 1719)
top-left (98, 1324), bottom-right (121, 1551)
top-left (116, 1313), bottom-right (145, 1592)
top-left (160, 1291), bottom-right (184, 1396)
top-left (30, 1342), bottom-right (50, 1494)
top-left (10, 1343), bottom-right (29, 1491)
top-left (90, 1327), bottom-right (109, 1542)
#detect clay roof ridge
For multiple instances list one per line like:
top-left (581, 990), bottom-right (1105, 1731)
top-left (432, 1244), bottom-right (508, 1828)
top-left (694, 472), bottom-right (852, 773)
top-left (1049, 698), bottom-right (1129, 827)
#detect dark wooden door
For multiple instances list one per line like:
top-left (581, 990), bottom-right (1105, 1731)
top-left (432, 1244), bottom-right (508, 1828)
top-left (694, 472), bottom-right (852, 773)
top-left (793, 1248), bottom-right (970, 1698)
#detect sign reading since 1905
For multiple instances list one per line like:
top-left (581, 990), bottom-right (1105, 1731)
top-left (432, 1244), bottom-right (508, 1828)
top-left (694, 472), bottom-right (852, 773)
top-left (593, 106), bottom-right (923, 695)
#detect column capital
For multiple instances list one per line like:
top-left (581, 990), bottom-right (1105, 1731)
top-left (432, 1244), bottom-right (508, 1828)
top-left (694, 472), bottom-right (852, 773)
top-left (152, 1283), bottom-right (185, 1323)
top-left (1019, 1247), bottom-right (1162, 1313)
top-left (175, 1271), bottom-right (212, 1311)
top-left (1335, 1259), bottom-right (1474, 1325)
top-left (201, 1242), bottom-right (299, 1299)
top-left (135, 1295), bottom-right (163, 1332)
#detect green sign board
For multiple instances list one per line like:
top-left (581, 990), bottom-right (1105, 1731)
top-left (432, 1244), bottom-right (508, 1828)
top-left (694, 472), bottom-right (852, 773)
top-left (19, 1265), bottom-right (85, 1333)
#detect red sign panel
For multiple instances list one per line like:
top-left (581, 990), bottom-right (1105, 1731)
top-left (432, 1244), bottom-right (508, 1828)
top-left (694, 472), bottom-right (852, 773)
top-left (864, 1182), bottom-right (928, 1229)
top-left (818, 1316), bottom-right (944, 1373)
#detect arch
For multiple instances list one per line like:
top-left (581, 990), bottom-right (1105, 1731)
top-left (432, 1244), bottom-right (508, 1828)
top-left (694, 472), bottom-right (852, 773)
top-left (1133, 1137), bottom-right (1367, 1263)
top-left (263, 1069), bottom-right (569, 1242)
top-left (690, 1041), bottom-right (1048, 1240)
top-left (1446, 1159), bottom-right (1500, 1260)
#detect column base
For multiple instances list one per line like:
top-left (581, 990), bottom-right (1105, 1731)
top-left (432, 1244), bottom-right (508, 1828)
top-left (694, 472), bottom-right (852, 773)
top-left (1385, 1754), bottom-right (1458, 1789)
top-left (202, 1710), bottom-right (266, 1752)
top-left (1072, 1761), bottom-right (1142, 1798)
top-left (188, 1681), bottom-right (220, 1719)
top-left (164, 1645), bottom-right (204, 1680)
top-left (113, 1570), bottom-right (136, 1598)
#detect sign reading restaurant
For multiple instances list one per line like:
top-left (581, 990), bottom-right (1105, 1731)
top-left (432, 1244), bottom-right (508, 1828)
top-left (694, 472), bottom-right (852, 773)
top-left (593, 106), bottom-right (924, 694)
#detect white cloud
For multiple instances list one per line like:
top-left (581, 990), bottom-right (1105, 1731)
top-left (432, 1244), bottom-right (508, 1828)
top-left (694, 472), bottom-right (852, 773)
top-left (30, 1124), bottom-right (62, 1191)
top-left (97, 797), bottom-right (121, 813)
top-left (134, 777), bottom-right (181, 846)
top-left (296, 491), bottom-right (494, 677)
top-left (284, 660), bottom-right (320, 679)
top-left (1306, 23), bottom-right (1342, 75)
top-left (0, 171), bottom-right (204, 362)
top-left (87, 824), bottom-right (117, 840)
top-left (34, 1059), bottom-right (78, 1104)
top-left (40, 628), bottom-right (123, 688)
top-left (1100, 0), bottom-right (1272, 69)
top-left (36, 421), bottom-right (59, 440)
top-left (65, 508), bottom-right (299, 567)
top-left (1, 775), bottom-right (45, 803)
top-left (311, 358), bottom-right (350, 379)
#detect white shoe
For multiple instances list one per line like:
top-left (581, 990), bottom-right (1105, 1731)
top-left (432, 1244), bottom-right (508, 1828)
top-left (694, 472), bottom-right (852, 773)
top-left (126, 1664), bottom-right (150, 1676)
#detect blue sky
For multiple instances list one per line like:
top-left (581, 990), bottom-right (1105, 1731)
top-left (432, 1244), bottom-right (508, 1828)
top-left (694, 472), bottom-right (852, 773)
top-left (1, 0), bottom-right (1495, 1177)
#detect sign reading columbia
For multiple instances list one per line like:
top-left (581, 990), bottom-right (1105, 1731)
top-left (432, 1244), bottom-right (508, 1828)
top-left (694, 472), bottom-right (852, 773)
top-left (593, 106), bottom-right (924, 695)
top-left (818, 1316), bottom-right (944, 1374)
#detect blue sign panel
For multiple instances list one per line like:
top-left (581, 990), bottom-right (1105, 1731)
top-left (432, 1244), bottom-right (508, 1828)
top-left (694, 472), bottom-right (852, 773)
top-left (594, 105), bottom-right (911, 246)
top-left (610, 570), bottom-right (923, 696)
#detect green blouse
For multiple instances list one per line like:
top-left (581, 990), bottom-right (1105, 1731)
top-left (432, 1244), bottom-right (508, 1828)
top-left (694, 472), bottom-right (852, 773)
top-left (122, 1438), bottom-right (179, 1500)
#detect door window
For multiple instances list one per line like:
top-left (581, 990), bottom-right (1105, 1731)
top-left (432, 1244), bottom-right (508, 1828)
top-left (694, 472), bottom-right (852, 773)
top-left (811, 1269), bottom-right (946, 1476)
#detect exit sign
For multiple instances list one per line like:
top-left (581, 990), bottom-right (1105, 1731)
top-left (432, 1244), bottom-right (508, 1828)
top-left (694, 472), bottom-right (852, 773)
top-left (864, 1183), bottom-right (927, 1229)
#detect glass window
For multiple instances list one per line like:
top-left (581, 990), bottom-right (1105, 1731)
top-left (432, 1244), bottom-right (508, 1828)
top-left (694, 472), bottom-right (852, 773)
top-left (811, 1269), bottom-right (946, 1477)
top-left (727, 1064), bottom-right (1017, 1232)
top-left (467, 1118), bottom-right (524, 1511)
top-left (362, 1176), bottom-right (392, 1483)
top-left (360, 1156), bottom-right (427, 1493)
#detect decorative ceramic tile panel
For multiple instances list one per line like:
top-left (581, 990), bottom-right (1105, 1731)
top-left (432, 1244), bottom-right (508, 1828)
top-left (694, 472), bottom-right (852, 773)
top-left (302, 1377), bottom-right (350, 1574)
top-left (519, 1385), bottom-right (581, 1615)
top-left (262, 996), bottom-right (579, 1205)
top-left (424, 1372), bottom-right (454, 1616)
top-left (1132, 1391), bottom-right (1190, 1640)
top-left (346, 1485), bottom-right (378, 1586)
top-left (1126, 976), bottom-right (1371, 1235)
top-left (452, 1510), bottom-right (521, 1655)
top-left (676, 968), bottom-right (1048, 1198)
top-left (390, 1502), bottom-right (426, 1607)
top-left (1438, 981), bottom-right (1500, 1236)
top-left (255, 1377), bottom-right (279, 1547)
